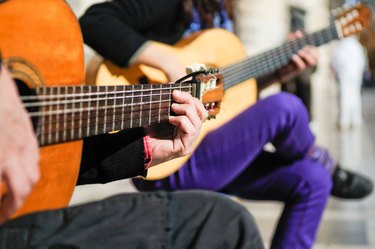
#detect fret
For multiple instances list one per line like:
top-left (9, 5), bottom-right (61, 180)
top-left (158, 84), bottom-right (162, 123)
top-left (40, 87), bottom-right (46, 145)
top-left (63, 86), bottom-right (68, 142)
top-left (296, 38), bottom-right (304, 53)
top-left (78, 85), bottom-right (83, 140)
top-left (327, 25), bottom-right (334, 42)
top-left (46, 88), bottom-right (53, 145)
top-left (70, 86), bottom-right (76, 141)
top-left (168, 85), bottom-right (172, 118)
top-left (103, 85), bottom-right (108, 133)
top-left (149, 85), bottom-right (152, 125)
top-left (46, 88), bottom-right (55, 144)
top-left (332, 24), bottom-right (339, 40)
top-left (276, 49), bottom-right (284, 69)
top-left (274, 48), bottom-right (281, 69)
top-left (55, 86), bottom-right (61, 144)
top-left (111, 86), bottom-right (116, 131)
top-left (86, 86), bottom-right (91, 137)
top-left (130, 84), bottom-right (134, 129)
top-left (95, 86), bottom-right (99, 136)
top-left (267, 50), bottom-right (273, 71)
top-left (121, 85), bottom-right (125, 130)
top-left (139, 84), bottom-right (143, 127)
top-left (321, 29), bottom-right (328, 46)
top-left (36, 87), bottom-right (44, 144)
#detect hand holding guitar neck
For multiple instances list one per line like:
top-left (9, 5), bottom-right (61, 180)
top-left (273, 31), bottom-right (319, 84)
top-left (148, 90), bottom-right (208, 167)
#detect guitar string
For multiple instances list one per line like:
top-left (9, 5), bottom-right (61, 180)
top-left (225, 23), bottom-right (338, 87)
top-left (224, 27), bottom-right (337, 86)
top-left (223, 23), bottom-right (336, 80)
top-left (29, 96), bottom-right (188, 118)
top-left (222, 24), bottom-right (338, 89)
top-left (40, 91), bottom-right (189, 144)
top-left (34, 92), bottom-right (193, 139)
top-left (21, 85), bottom-right (193, 102)
top-left (24, 90), bottom-right (191, 108)
top-left (33, 98), bottom-right (174, 124)
top-left (38, 105), bottom-right (173, 141)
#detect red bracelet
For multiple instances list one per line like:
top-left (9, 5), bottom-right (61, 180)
top-left (143, 136), bottom-right (152, 169)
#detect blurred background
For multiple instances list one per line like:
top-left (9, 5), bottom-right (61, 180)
top-left (67, 0), bottom-right (375, 248)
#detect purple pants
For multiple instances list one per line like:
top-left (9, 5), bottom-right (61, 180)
top-left (134, 93), bottom-right (332, 249)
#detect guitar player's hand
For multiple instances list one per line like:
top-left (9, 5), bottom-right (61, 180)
top-left (148, 90), bottom-right (207, 167)
top-left (0, 66), bottom-right (40, 222)
top-left (276, 31), bottom-right (319, 83)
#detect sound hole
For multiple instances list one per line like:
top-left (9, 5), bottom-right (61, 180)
top-left (16, 79), bottom-right (39, 134)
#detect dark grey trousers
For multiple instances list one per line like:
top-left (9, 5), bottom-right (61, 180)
top-left (0, 191), bottom-right (264, 249)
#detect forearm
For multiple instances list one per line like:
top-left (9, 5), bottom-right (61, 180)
top-left (79, 0), bottom-right (182, 67)
top-left (78, 129), bottom-right (147, 184)
top-left (79, 3), bottom-right (147, 67)
top-left (256, 71), bottom-right (281, 91)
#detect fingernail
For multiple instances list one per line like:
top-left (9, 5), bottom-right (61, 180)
top-left (174, 90), bottom-right (182, 95)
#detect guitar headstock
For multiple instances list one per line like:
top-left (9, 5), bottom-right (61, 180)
top-left (333, 2), bottom-right (372, 38)
top-left (194, 69), bottom-right (224, 119)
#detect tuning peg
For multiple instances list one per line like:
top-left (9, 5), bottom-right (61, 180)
top-left (352, 9), bottom-right (359, 18)
top-left (340, 17), bottom-right (348, 26)
top-left (186, 63), bottom-right (207, 74)
top-left (355, 22), bottom-right (363, 31)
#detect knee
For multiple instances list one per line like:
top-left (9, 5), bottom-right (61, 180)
top-left (178, 191), bottom-right (254, 221)
top-left (292, 161), bottom-right (333, 201)
top-left (176, 191), bottom-right (264, 248)
top-left (267, 93), bottom-right (307, 116)
top-left (261, 93), bottom-right (309, 126)
top-left (179, 190), bottom-right (246, 212)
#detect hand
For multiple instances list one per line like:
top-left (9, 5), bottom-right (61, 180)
top-left (135, 43), bottom-right (186, 82)
top-left (148, 90), bottom-right (207, 166)
top-left (0, 66), bottom-right (40, 222)
top-left (161, 58), bottom-right (186, 82)
top-left (276, 31), bottom-right (319, 83)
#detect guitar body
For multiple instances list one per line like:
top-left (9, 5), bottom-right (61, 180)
top-left (86, 28), bottom-right (257, 180)
top-left (0, 0), bottom-right (84, 216)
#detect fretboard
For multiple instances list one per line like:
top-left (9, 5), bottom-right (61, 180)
top-left (221, 23), bottom-right (339, 90)
top-left (23, 83), bottom-right (194, 146)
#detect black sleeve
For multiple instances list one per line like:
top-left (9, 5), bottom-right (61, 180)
top-left (78, 128), bottom-right (147, 185)
top-left (79, 0), bottom-right (183, 67)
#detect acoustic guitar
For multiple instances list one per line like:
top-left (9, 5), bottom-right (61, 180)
top-left (86, 3), bottom-right (371, 180)
top-left (0, 0), bottom-right (222, 218)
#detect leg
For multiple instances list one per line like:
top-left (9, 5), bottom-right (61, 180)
top-left (171, 191), bottom-right (264, 249)
top-left (221, 151), bottom-right (332, 249)
top-left (134, 93), bottom-right (316, 191)
top-left (0, 191), bottom-right (264, 249)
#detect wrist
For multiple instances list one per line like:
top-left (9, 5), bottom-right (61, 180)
top-left (143, 136), bottom-right (152, 169)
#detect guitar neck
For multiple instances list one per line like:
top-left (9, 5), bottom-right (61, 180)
top-left (24, 83), bottom-right (195, 146)
top-left (221, 23), bottom-right (339, 89)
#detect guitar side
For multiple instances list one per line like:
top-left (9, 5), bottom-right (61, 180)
top-left (86, 28), bottom-right (257, 180)
top-left (0, 0), bottom-right (84, 217)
